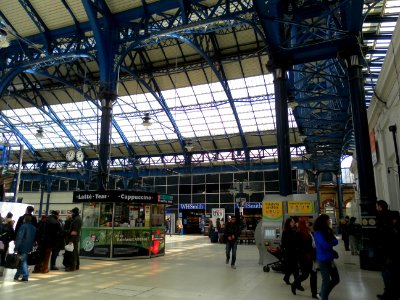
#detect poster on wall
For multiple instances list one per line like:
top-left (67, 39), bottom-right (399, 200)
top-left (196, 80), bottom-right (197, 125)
top-left (262, 201), bottom-right (283, 222)
top-left (211, 208), bottom-right (225, 226)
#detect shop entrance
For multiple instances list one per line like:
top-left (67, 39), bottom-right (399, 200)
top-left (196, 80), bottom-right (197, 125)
top-left (182, 210), bottom-right (204, 234)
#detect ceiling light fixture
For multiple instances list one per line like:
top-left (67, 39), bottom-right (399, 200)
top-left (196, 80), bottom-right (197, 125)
top-left (35, 127), bottom-right (44, 139)
top-left (185, 139), bottom-right (194, 151)
top-left (0, 28), bottom-right (9, 48)
top-left (142, 112), bottom-right (152, 127)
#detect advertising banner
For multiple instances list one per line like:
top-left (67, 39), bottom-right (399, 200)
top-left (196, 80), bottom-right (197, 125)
top-left (211, 208), bottom-right (225, 226)
top-left (262, 201), bottom-right (283, 222)
top-left (287, 201), bottom-right (314, 215)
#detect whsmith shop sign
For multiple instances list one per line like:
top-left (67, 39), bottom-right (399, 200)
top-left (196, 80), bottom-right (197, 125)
top-left (73, 190), bottom-right (173, 205)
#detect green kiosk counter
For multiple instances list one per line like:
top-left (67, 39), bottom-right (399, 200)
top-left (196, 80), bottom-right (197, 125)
top-left (72, 190), bottom-right (173, 259)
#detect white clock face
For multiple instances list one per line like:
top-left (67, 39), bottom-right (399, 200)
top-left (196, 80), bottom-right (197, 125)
top-left (66, 150), bottom-right (75, 161)
top-left (76, 150), bottom-right (85, 162)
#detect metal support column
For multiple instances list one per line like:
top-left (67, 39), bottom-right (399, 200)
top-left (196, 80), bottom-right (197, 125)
top-left (98, 91), bottom-right (116, 191)
top-left (273, 68), bottom-right (292, 196)
top-left (347, 55), bottom-right (377, 270)
top-left (337, 173), bottom-right (344, 219)
top-left (316, 173), bottom-right (321, 214)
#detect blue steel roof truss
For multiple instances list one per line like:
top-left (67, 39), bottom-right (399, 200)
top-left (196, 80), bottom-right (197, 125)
top-left (0, 0), bottom-right (396, 181)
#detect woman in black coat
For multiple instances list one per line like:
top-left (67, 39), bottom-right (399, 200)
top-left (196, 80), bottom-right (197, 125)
top-left (281, 217), bottom-right (300, 286)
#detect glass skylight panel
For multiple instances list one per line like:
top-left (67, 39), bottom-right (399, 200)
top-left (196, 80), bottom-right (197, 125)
top-left (228, 78), bottom-right (246, 89)
top-left (230, 88), bottom-right (248, 99)
top-left (192, 83), bottom-right (211, 94)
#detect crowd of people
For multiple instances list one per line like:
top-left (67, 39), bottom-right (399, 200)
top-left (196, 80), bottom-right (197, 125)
top-left (0, 206), bottom-right (82, 282)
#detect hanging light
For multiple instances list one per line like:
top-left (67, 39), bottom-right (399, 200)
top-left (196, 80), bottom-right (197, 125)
top-left (0, 28), bottom-right (9, 48)
top-left (185, 139), bottom-right (194, 151)
top-left (142, 112), bottom-right (152, 127)
top-left (35, 127), bottom-right (44, 139)
top-left (0, 28), bottom-right (7, 37)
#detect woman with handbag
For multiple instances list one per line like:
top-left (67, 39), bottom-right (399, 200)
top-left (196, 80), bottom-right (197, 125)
top-left (314, 214), bottom-right (340, 300)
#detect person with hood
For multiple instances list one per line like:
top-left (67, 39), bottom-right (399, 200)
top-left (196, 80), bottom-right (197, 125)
top-left (14, 215), bottom-right (37, 282)
top-left (65, 207), bottom-right (82, 272)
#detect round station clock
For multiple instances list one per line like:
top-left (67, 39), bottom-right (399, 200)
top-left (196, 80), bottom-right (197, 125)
top-left (76, 150), bottom-right (85, 162)
top-left (65, 150), bottom-right (75, 161)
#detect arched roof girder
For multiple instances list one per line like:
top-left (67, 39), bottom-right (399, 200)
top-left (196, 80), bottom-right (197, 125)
top-left (0, 112), bottom-right (37, 156)
top-left (0, 52), bottom-right (94, 97)
top-left (120, 66), bottom-right (189, 163)
top-left (25, 69), bottom-right (136, 158)
top-left (9, 76), bottom-right (81, 150)
top-left (166, 33), bottom-right (250, 162)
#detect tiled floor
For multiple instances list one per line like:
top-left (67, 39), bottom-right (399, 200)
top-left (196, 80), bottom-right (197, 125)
top-left (0, 235), bottom-right (383, 300)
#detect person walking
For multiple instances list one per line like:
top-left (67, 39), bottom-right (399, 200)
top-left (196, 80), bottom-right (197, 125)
top-left (65, 207), bottom-right (82, 272)
top-left (15, 206), bottom-right (38, 233)
top-left (291, 218), bottom-right (318, 298)
top-left (224, 215), bottom-right (241, 269)
top-left (340, 216), bottom-right (350, 251)
top-left (13, 215), bottom-right (37, 282)
top-left (0, 213), bottom-right (15, 277)
top-left (348, 217), bottom-right (361, 256)
top-left (281, 217), bottom-right (300, 286)
top-left (314, 214), bottom-right (340, 300)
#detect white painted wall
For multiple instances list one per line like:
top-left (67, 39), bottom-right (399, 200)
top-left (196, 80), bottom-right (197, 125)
top-left (19, 191), bottom-right (82, 219)
top-left (366, 17), bottom-right (400, 211)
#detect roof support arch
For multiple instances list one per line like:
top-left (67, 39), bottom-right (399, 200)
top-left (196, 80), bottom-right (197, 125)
top-left (24, 69), bottom-right (135, 158)
top-left (166, 33), bottom-right (250, 162)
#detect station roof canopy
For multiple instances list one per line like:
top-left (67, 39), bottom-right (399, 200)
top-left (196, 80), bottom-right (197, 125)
top-left (0, 0), bottom-right (398, 174)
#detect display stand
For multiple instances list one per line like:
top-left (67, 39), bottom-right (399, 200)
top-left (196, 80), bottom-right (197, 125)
top-left (73, 190), bottom-right (172, 259)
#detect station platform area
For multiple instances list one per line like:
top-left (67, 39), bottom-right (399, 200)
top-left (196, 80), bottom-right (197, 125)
top-left (0, 235), bottom-right (382, 300)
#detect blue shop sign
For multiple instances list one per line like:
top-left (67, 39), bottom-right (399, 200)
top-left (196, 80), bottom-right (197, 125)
top-left (179, 203), bottom-right (205, 210)
top-left (235, 202), bottom-right (262, 209)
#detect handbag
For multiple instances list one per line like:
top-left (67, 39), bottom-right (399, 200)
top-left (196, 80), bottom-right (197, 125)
top-left (0, 240), bottom-right (4, 251)
top-left (5, 253), bottom-right (22, 269)
top-left (64, 242), bottom-right (74, 252)
top-left (333, 250), bottom-right (339, 259)
top-left (27, 248), bottom-right (41, 265)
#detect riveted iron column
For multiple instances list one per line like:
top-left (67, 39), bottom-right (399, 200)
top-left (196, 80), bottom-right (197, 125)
top-left (98, 91), bottom-right (116, 191)
top-left (347, 55), bottom-right (377, 270)
top-left (273, 68), bottom-right (292, 196)
top-left (337, 173), bottom-right (344, 219)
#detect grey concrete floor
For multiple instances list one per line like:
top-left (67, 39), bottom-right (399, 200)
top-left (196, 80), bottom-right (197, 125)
top-left (0, 235), bottom-right (383, 300)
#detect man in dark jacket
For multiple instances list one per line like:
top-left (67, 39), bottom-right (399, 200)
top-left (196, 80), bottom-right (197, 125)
top-left (224, 215), bottom-right (241, 269)
top-left (14, 215), bottom-right (37, 282)
top-left (66, 207), bottom-right (82, 272)
top-left (15, 206), bottom-right (38, 233)
top-left (34, 210), bottom-right (64, 273)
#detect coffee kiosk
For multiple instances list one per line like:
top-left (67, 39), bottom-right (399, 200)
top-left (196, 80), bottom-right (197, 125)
top-left (72, 190), bottom-right (173, 259)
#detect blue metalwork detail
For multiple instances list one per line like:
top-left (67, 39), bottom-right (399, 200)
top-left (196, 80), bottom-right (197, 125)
top-left (120, 66), bottom-right (188, 160)
top-left (18, 0), bottom-right (51, 52)
top-left (165, 33), bottom-right (249, 161)
top-left (26, 69), bottom-right (135, 157)
top-left (0, 112), bottom-right (37, 156)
